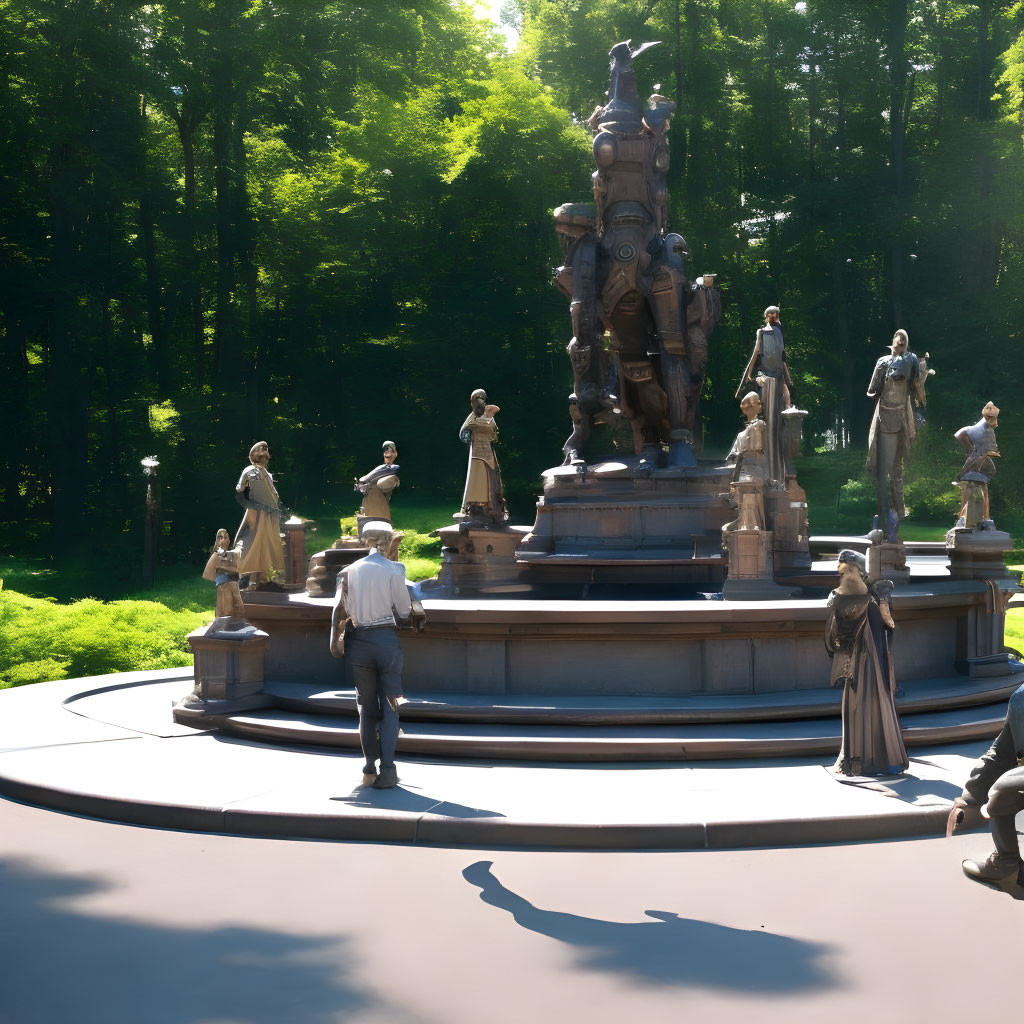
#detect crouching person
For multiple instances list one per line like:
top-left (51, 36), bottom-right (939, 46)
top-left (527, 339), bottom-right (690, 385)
top-left (329, 520), bottom-right (425, 789)
top-left (948, 681), bottom-right (1024, 891)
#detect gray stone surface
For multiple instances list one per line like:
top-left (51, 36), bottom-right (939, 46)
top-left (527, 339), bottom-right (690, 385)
top-left (0, 671), bottom-right (1011, 849)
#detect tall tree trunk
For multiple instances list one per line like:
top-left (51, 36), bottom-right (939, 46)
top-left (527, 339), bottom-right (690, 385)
top-left (886, 0), bottom-right (909, 326)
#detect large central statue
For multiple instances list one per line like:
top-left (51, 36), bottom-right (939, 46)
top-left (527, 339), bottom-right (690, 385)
top-left (553, 40), bottom-right (721, 468)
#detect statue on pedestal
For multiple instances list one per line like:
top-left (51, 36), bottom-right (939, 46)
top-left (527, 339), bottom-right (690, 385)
top-left (458, 390), bottom-right (507, 525)
top-left (953, 402), bottom-right (999, 528)
top-left (234, 441), bottom-right (287, 585)
top-left (355, 441), bottom-right (400, 523)
top-left (866, 331), bottom-right (932, 541)
top-left (825, 550), bottom-right (908, 777)
top-left (736, 306), bottom-right (793, 486)
top-left (552, 40), bottom-right (721, 468)
top-left (724, 392), bottom-right (768, 533)
top-left (201, 529), bottom-right (255, 637)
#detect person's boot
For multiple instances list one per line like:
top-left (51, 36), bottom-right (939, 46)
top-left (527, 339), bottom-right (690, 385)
top-left (374, 764), bottom-right (399, 789)
top-left (963, 814), bottom-right (1024, 887)
top-left (360, 762), bottom-right (378, 787)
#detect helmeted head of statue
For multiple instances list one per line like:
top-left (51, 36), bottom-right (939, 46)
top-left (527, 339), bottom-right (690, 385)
top-left (382, 440), bottom-right (398, 465)
top-left (763, 305), bottom-right (780, 323)
top-left (982, 401), bottom-right (999, 427)
top-left (249, 441), bottom-right (270, 466)
top-left (837, 548), bottom-right (867, 578)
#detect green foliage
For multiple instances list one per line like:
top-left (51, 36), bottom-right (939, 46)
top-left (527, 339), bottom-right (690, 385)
top-left (0, 590), bottom-right (206, 687)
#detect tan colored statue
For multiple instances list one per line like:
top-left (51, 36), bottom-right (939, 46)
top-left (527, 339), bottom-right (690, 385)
top-left (355, 441), bottom-right (400, 522)
top-left (724, 392), bottom-right (768, 532)
top-left (234, 441), bottom-right (286, 582)
top-left (459, 390), bottom-right (507, 524)
top-left (202, 528), bottom-right (247, 627)
top-left (954, 402), bottom-right (999, 528)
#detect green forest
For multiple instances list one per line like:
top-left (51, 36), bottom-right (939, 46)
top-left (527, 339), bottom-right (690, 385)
top-left (3, 0), bottom-right (1024, 579)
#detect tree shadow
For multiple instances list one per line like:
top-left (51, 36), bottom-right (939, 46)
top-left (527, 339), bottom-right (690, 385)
top-left (0, 857), bottom-right (406, 1024)
top-left (462, 860), bottom-right (840, 993)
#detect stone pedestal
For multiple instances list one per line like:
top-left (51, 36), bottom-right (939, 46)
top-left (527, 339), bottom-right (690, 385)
top-left (519, 457), bottom-right (734, 562)
top-left (945, 523), bottom-right (1014, 581)
top-left (283, 519), bottom-right (308, 587)
top-left (436, 523), bottom-right (531, 594)
top-left (769, 479), bottom-right (811, 573)
top-left (946, 524), bottom-right (1018, 677)
top-left (173, 627), bottom-right (272, 721)
top-left (305, 541), bottom-right (368, 597)
top-left (868, 538), bottom-right (909, 585)
top-left (722, 529), bottom-right (801, 600)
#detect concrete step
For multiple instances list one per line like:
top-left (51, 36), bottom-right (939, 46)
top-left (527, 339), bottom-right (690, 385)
top-left (214, 699), bottom-right (1007, 762)
top-left (263, 673), bottom-right (1021, 725)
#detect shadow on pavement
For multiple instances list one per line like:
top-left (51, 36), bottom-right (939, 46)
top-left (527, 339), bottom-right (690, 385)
top-left (331, 786), bottom-right (503, 818)
top-left (0, 857), bottom-right (399, 1024)
top-left (463, 860), bottom-right (839, 993)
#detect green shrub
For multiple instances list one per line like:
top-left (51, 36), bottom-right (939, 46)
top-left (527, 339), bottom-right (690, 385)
top-left (0, 590), bottom-right (207, 686)
top-left (0, 657), bottom-right (72, 688)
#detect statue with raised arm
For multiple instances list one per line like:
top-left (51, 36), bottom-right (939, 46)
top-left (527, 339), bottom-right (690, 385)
top-left (234, 440), bottom-right (287, 584)
top-left (866, 330), bottom-right (932, 541)
top-left (458, 389), bottom-right (507, 525)
top-left (202, 528), bottom-right (248, 631)
top-left (552, 39), bottom-right (721, 468)
top-left (355, 441), bottom-right (400, 523)
top-left (953, 402), bottom-right (999, 528)
top-left (736, 306), bottom-right (793, 486)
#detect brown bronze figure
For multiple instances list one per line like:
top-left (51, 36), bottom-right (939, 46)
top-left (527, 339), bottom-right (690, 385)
top-left (553, 40), bottom-right (721, 468)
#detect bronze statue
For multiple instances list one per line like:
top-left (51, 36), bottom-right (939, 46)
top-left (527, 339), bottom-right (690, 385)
top-left (866, 331), bottom-right (932, 541)
top-left (953, 402), bottom-right (999, 528)
top-left (736, 306), bottom-right (793, 486)
top-left (553, 40), bottom-right (721, 468)
top-left (459, 389), bottom-right (507, 525)
top-left (202, 528), bottom-right (247, 629)
top-left (825, 550), bottom-right (908, 777)
top-left (948, 682), bottom-right (1024, 891)
top-left (724, 391), bottom-right (768, 532)
top-left (355, 441), bottom-right (400, 523)
top-left (234, 441), bottom-right (287, 584)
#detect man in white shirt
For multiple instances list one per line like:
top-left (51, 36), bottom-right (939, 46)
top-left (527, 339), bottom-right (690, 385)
top-left (329, 521), bottom-right (423, 788)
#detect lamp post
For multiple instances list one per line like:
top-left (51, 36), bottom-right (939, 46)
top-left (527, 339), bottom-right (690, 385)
top-left (141, 456), bottom-right (160, 588)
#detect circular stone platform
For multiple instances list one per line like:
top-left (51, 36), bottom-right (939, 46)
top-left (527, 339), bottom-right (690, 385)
top-left (0, 668), bottom-right (1005, 849)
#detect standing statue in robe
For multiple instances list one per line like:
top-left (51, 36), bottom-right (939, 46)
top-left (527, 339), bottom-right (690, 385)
top-left (866, 330), bottom-right (932, 541)
top-left (234, 441), bottom-right (287, 584)
top-left (736, 306), bottom-right (793, 486)
top-left (825, 549), bottom-right (908, 777)
top-left (355, 441), bottom-right (400, 523)
top-left (459, 389), bottom-right (507, 525)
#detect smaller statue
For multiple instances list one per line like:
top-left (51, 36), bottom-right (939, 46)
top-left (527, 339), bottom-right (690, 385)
top-left (866, 331), bottom-right (933, 541)
top-left (458, 389), bottom-right (508, 525)
top-left (201, 529), bottom-right (249, 632)
top-left (724, 392), bottom-right (768, 532)
top-left (736, 306), bottom-right (793, 485)
top-left (355, 441), bottom-right (400, 523)
top-left (825, 549), bottom-right (908, 777)
top-left (234, 440), bottom-right (288, 585)
top-left (947, 681), bottom-right (1024, 891)
top-left (953, 402), bottom-right (999, 528)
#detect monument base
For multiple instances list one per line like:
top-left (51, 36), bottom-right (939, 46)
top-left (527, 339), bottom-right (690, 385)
top-left (173, 627), bottom-right (272, 721)
top-left (868, 538), bottom-right (909, 584)
top-left (436, 523), bottom-right (531, 594)
top-left (945, 523), bottom-right (1014, 581)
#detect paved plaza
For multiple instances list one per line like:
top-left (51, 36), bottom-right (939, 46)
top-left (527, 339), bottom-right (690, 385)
top-left (1, 793), bottom-right (1019, 1024)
